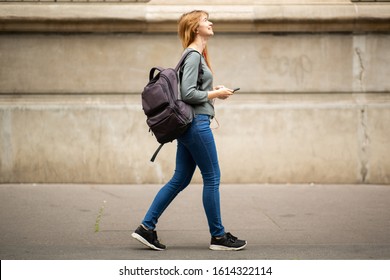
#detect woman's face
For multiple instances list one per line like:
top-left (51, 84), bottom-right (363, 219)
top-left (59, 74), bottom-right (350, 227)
top-left (197, 14), bottom-right (214, 37)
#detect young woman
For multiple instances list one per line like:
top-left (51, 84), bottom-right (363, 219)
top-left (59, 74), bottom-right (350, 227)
top-left (132, 10), bottom-right (246, 251)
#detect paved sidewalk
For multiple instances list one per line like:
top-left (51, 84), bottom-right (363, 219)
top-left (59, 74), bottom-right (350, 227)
top-left (0, 184), bottom-right (389, 260)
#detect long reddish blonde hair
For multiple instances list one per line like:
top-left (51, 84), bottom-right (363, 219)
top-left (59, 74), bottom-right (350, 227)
top-left (178, 10), bottom-right (212, 71)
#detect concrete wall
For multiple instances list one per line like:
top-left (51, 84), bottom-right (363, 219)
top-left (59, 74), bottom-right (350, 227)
top-left (1, 1), bottom-right (390, 184)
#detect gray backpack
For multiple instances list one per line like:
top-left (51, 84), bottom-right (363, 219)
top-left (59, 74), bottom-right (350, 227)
top-left (142, 50), bottom-right (202, 162)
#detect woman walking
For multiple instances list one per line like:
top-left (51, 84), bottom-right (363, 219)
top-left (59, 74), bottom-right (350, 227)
top-left (132, 10), bottom-right (246, 251)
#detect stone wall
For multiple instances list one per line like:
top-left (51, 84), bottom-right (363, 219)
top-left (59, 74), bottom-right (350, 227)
top-left (1, 0), bottom-right (389, 184)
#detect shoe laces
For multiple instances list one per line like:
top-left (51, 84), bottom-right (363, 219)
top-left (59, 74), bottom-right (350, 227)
top-left (225, 232), bottom-right (238, 242)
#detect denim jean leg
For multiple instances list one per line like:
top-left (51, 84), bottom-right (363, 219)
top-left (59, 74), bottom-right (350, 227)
top-left (185, 115), bottom-right (225, 237)
top-left (142, 141), bottom-right (196, 230)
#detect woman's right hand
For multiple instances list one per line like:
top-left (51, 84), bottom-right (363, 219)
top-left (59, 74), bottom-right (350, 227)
top-left (216, 87), bottom-right (234, 100)
top-left (208, 86), bottom-right (233, 100)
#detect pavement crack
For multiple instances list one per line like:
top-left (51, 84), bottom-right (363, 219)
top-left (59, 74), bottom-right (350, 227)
top-left (259, 209), bottom-right (283, 231)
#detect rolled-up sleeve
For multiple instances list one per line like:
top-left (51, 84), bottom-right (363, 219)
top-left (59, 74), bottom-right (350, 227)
top-left (180, 52), bottom-right (209, 104)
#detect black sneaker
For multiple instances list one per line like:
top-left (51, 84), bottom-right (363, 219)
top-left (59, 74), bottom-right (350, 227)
top-left (209, 232), bottom-right (247, 251)
top-left (131, 225), bottom-right (166, 251)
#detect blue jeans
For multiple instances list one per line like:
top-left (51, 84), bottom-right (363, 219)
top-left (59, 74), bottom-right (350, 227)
top-left (142, 114), bottom-right (225, 237)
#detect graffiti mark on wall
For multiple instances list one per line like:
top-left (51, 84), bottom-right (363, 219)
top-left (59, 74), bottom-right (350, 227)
top-left (259, 50), bottom-right (313, 85)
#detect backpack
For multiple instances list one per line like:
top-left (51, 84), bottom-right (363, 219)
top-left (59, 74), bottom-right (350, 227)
top-left (142, 49), bottom-right (203, 162)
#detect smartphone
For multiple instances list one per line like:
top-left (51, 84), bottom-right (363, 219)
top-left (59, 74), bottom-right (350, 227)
top-left (233, 88), bottom-right (240, 93)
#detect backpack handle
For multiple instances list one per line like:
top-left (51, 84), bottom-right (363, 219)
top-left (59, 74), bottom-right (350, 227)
top-left (150, 50), bottom-right (198, 81)
top-left (149, 67), bottom-right (164, 81)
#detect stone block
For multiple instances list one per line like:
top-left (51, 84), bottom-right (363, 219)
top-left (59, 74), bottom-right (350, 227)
top-left (1, 93), bottom-right (389, 184)
top-left (213, 94), bottom-right (361, 184)
top-left (1, 34), bottom-right (389, 95)
top-left (0, 95), bottom-right (165, 183)
top-left (367, 106), bottom-right (390, 184)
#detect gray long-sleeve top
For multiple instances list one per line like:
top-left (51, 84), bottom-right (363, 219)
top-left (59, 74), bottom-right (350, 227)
top-left (180, 48), bottom-right (215, 117)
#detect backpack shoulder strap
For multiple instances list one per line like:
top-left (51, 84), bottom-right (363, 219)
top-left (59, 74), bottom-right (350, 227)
top-left (177, 49), bottom-right (203, 89)
top-left (174, 49), bottom-right (198, 71)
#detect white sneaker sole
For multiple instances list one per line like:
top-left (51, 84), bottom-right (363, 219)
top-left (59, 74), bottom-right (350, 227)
top-left (131, 232), bottom-right (165, 251)
top-left (209, 242), bottom-right (247, 251)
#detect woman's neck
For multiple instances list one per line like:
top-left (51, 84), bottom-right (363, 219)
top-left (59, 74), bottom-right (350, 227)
top-left (188, 37), bottom-right (207, 54)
